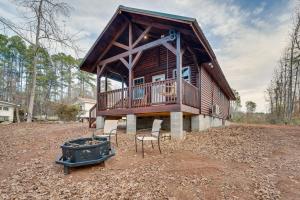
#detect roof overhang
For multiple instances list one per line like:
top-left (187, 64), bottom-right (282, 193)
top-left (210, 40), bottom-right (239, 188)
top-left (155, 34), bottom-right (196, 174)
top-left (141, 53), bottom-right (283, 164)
top-left (0, 101), bottom-right (17, 106)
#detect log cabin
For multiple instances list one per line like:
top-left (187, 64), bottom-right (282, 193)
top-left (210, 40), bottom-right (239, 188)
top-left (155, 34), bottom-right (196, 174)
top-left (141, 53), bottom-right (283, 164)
top-left (80, 6), bottom-right (235, 139)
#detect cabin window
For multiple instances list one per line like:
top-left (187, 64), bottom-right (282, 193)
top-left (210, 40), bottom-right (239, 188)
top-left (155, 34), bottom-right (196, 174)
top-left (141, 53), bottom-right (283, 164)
top-left (3, 107), bottom-right (8, 111)
top-left (133, 77), bottom-right (145, 99)
top-left (173, 66), bottom-right (191, 83)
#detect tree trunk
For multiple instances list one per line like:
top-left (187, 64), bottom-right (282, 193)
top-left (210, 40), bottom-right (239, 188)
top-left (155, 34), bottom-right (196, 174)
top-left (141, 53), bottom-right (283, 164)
top-left (16, 106), bottom-right (20, 123)
top-left (27, 54), bottom-right (38, 122)
top-left (68, 66), bottom-right (71, 102)
top-left (27, 0), bottom-right (43, 122)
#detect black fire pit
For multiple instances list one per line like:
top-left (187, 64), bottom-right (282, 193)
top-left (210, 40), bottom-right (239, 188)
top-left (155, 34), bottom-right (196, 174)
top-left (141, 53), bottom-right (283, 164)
top-left (56, 136), bottom-right (115, 174)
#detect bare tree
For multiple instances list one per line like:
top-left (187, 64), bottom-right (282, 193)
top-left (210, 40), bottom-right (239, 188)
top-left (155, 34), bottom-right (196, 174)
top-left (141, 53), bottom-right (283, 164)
top-left (0, 0), bottom-right (77, 122)
top-left (267, 7), bottom-right (300, 123)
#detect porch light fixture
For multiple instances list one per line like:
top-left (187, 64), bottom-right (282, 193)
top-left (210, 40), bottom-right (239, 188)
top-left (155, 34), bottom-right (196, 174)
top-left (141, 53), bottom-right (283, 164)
top-left (143, 35), bottom-right (148, 40)
top-left (208, 62), bottom-right (213, 69)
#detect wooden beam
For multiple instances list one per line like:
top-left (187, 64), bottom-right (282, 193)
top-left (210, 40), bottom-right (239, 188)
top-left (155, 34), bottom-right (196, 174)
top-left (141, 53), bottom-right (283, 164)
top-left (133, 18), bottom-right (215, 62)
top-left (98, 104), bottom-right (181, 116)
top-left (99, 34), bottom-right (175, 66)
top-left (119, 57), bottom-right (129, 69)
top-left (128, 55), bottom-right (133, 108)
top-left (97, 63), bottom-right (106, 79)
top-left (132, 19), bottom-right (193, 37)
top-left (132, 26), bottom-right (152, 48)
top-left (163, 43), bottom-right (176, 55)
top-left (129, 22), bottom-right (132, 49)
top-left (113, 41), bottom-right (129, 50)
top-left (176, 32), bottom-right (182, 105)
top-left (92, 21), bottom-right (129, 72)
top-left (131, 51), bottom-right (143, 69)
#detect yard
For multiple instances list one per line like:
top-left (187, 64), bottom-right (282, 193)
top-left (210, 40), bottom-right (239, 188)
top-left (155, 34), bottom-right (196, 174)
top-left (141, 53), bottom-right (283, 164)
top-left (0, 122), bottom-right (299, 199)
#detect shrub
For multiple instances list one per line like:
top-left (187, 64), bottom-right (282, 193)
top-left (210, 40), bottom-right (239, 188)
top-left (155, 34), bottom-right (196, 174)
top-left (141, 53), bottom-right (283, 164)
top-left (55, 104), bottom-right (80, 121)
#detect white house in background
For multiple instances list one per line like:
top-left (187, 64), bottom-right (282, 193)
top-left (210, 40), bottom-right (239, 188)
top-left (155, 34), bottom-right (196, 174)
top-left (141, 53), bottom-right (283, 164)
top-left (73, 97), bottom-right (96, 122)
top-left (0, 101), bottom-right (16, 122)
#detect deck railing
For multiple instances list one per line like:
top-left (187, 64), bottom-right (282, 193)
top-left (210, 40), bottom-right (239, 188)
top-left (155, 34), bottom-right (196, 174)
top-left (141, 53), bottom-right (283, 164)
top-left (131, 79), bottom-right (177, 107)
top-left (88, 104), bottom-right (97, 128)
top-left (97, 78), bottom-right (199, 110)
top-left (182, 80), bottom-right (200, 108)
top-left (98, 88), bottom-right (128, 110)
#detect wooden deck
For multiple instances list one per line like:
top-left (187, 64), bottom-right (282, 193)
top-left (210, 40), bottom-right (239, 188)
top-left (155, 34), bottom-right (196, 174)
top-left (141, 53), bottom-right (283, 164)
top-left (96, 79), bottom-right (199, 116)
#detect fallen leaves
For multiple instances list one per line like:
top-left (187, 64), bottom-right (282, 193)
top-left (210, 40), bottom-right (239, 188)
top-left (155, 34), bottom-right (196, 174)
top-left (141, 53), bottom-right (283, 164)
top-left (0, 123), bottom-right (299, 199)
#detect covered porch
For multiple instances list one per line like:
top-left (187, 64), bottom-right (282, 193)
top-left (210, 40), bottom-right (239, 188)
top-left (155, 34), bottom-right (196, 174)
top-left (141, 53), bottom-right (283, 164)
top-left (97, 78), bottom-right (199, 116)
top-left (82, 6), bottom-right (220, 138)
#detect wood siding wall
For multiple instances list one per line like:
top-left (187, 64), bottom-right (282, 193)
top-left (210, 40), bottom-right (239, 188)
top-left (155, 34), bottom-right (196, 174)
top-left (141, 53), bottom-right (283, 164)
top-left (201, 67), bottom-right (230, 119)
top-left (133, 46), bottom-right (198, 87)
top-left (132, 45), bottom-right (230, 119)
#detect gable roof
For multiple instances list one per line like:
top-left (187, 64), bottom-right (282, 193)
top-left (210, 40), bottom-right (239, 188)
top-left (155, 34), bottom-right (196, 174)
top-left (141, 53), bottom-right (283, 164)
top-left (73, 97), bottom-right (96, 104)
top-left (79, 5), bottom-right (235, 100)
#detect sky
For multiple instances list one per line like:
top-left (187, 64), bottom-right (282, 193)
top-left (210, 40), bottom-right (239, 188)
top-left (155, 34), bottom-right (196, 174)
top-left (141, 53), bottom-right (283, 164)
top-left (0, 0), bottom-right (297, 112)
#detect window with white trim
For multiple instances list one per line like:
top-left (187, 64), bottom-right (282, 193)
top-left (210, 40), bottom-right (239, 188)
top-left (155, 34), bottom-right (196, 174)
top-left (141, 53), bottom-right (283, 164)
top-left (3, 107), bottom-right (8, 111)
top-left (173, 66), bottom-right (191, 83)
top-left (133, 77), bottom-right (145, 99)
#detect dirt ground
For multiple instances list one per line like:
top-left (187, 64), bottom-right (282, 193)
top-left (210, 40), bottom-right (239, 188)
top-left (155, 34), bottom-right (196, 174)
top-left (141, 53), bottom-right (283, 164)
top-left (0, 122), bottom-right (299, 200)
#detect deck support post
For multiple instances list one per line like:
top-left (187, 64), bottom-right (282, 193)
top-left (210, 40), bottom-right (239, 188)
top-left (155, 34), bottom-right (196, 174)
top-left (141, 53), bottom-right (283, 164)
top-left (97, 66), bottom-right (101, 112)
top-left (128, 56), bottom-right (132, 108)
top-left (126, 114), bottom-right (136, 135)
top-left (170, 112), bottom-right (184, 139)
top-left (96, 116), bottom-right (105, 129)
top-left (176, 32), bottom-right (182, 106)
top-left (128, 22), bottom-right (133, 108)
top-left (121, 78), bottom-right (124, 108)
top-left (191, 114), bottom-right (210, 131)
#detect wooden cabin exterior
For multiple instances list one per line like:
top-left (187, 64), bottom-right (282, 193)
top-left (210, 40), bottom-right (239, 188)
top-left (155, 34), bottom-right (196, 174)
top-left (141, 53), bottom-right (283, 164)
top-left (80, 6), bottom-right (235, 138)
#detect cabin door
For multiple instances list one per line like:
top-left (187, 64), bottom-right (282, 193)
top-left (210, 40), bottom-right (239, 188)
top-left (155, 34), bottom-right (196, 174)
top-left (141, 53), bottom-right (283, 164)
top-left (152, 74), bottom-right (165, 104)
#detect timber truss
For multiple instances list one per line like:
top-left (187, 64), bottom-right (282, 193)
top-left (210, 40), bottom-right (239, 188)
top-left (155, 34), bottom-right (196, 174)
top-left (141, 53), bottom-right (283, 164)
top-left (95, 20), bottom-right (190, 108)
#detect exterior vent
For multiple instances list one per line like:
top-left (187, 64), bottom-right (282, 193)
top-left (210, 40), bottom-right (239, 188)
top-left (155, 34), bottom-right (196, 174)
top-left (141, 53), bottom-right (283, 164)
top-left (212, 104), bottom-right (220, 115)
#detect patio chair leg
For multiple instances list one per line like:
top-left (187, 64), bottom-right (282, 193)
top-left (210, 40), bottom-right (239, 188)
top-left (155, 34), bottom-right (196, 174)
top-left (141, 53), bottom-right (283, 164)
top-left (158, 139), bottom-right (161, 154)
top-left (64, 166), bottom-right (69, 175)
top-left (142, 140), bottom-right (144, 158)
top-left (135, 136), bottom-right (137, 152)
top-left (151, 140), bottom-right (154, 149)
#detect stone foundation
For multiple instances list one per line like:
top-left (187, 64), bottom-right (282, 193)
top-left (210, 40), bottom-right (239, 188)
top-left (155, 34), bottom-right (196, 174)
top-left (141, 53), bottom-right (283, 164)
top-left (191, 114), bottom-right (226, 132)
top-left (96, 116), bottom-right (105, 129)
top-left (126, 114), bottom-right (136, 135)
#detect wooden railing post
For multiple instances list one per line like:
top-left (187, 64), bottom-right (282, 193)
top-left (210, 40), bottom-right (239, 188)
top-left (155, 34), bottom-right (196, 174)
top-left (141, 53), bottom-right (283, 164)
top-left (176, 32), bottom-right (182, 106)
top-left (88, 104), bottom-right (97, 128)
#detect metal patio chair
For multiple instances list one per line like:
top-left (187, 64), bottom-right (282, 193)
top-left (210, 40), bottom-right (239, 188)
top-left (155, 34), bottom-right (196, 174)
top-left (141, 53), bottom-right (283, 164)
top-left (135, 119), bottom-right (163, 158)
top-left (94, 120), bottom-right (119, 146)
